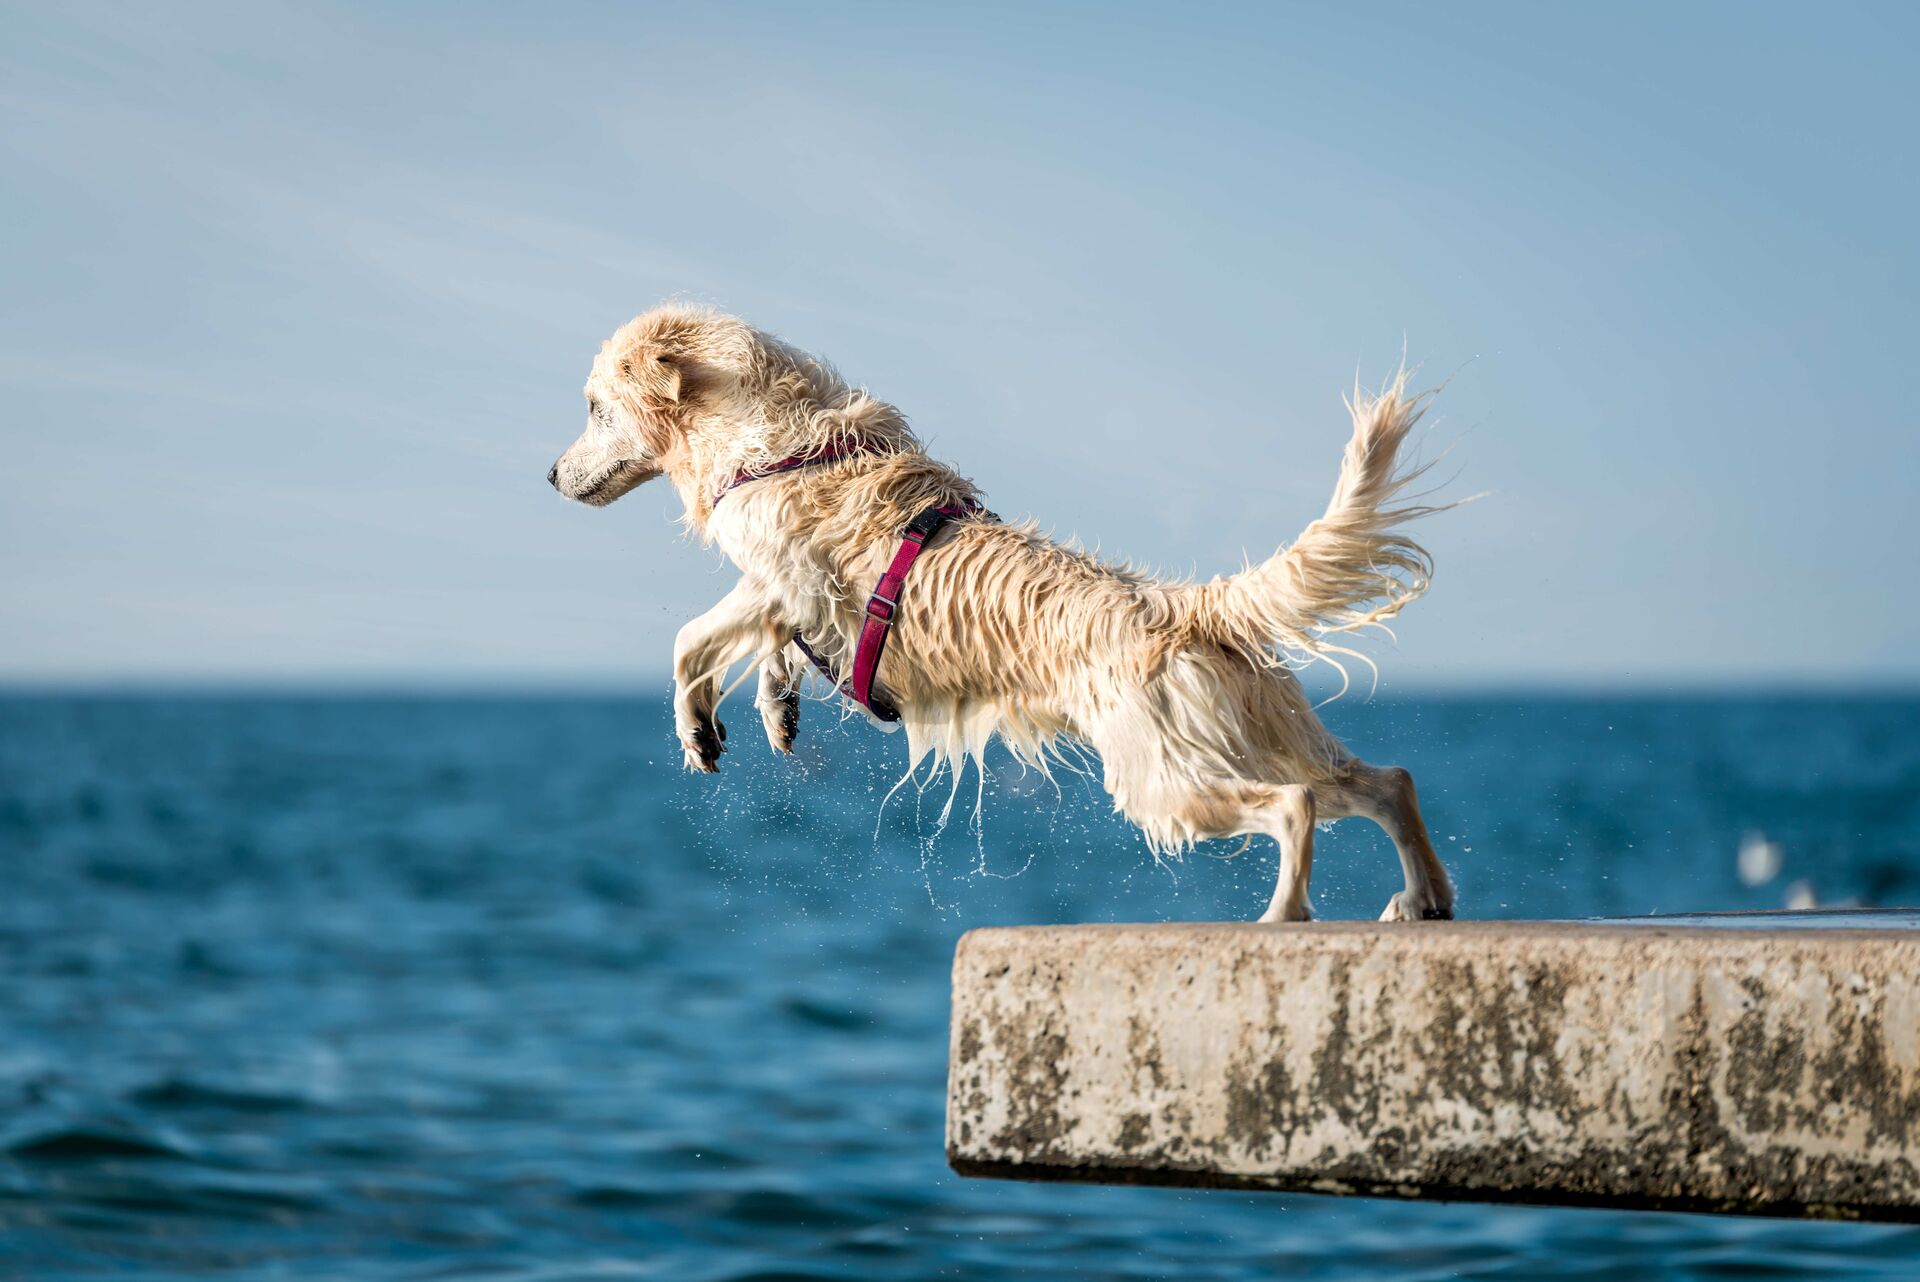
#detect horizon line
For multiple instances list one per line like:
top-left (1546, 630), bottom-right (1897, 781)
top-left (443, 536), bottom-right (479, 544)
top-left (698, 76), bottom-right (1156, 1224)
top-left (2, 676), bottom-right (1917, 701)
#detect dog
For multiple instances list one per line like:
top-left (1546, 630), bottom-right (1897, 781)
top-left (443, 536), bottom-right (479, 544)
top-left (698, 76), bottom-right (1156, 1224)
top-left (548, 304), bottom-right (1456, 923)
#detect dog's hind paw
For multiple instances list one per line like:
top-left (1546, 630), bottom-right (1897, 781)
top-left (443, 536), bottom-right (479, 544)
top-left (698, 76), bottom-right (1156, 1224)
top-left (681, 719), bottom-right (725, 773)
top-left (759, 689), bottom-right (800, 754)
top-left (1380, 891), bottom-right (1453, 923)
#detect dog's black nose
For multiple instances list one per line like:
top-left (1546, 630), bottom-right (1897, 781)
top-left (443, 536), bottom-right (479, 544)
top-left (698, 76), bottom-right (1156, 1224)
top-left (546, 463), bottom-right (560, 489)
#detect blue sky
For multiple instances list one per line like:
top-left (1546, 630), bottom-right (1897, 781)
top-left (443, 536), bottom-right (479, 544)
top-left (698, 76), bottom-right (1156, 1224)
top-left (2, 1), bottom-right (1915, 689)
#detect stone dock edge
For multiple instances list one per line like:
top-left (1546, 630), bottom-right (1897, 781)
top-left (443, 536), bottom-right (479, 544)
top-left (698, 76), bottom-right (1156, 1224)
top-left (945, 918), bottom-right (1920, 1222)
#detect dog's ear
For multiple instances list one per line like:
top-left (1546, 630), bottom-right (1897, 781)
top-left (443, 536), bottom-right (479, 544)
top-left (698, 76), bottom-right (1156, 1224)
top-left (615, 348), bottom-right (689, 460)
top-left (624, 350), bottom-right (684, 409)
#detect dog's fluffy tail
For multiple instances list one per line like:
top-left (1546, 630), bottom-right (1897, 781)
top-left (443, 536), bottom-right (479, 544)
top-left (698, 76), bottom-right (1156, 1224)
top-left (1178, 370), bottom-right (1447, 692)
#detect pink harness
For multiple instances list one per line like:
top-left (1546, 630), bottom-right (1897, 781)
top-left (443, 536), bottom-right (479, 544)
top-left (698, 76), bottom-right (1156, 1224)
top-left (714, 444), bottom-right (984, 723)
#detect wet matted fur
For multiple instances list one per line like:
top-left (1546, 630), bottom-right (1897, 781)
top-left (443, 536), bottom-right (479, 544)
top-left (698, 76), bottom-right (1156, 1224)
top-left (548, 304), bottom-right (1456, 922)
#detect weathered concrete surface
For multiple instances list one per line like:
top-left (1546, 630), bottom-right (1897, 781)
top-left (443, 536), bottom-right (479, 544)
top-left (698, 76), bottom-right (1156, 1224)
top-left (947, 915), bottom-right (1920, 1220)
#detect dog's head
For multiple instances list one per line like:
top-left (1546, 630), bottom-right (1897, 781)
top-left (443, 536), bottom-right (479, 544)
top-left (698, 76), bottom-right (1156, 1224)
top-left (547, 304), bottom-right (749, 508)
top-left (549, 303), bottom-right (916, 523)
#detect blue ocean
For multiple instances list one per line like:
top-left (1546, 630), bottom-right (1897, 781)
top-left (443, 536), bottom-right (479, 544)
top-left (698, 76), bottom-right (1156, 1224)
top-left (2, 691), bottom-right (1917, 1280)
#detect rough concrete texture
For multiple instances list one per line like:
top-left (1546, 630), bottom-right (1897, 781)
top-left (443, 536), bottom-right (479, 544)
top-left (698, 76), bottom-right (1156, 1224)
top-left (947, 917), bottom-right (1920, 1220)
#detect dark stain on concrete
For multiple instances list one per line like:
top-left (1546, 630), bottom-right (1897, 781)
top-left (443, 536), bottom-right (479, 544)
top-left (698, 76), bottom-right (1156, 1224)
top-left (956, 1018), bottom-right (981, 1067)
top-left (1127, 1015), bottom-right (1168, 1091)
top-left (1417, 958), bottom-right (1578, 1122)
top-left (979, 962), bottom-right (1080, 1163)
top-left (1224, 1054), bottom-right (1298, 1162)
top-left (1809, 986), bottom-right (1920, 1149)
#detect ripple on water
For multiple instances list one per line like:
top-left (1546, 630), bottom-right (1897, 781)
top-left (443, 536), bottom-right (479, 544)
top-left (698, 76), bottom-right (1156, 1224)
top-left (129, 1077), bottom-right (314, 1115)
top-left (4, 1125), bottom-right (195, 1163)
top-left (776, 996), bottom-right (870, 1032)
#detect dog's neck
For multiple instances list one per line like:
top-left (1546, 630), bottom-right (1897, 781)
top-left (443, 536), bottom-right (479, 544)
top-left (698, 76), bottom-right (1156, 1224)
top-left (668, 395), bottom-right (920, 536)
top-left (711, 438), bottom-right (894, 506)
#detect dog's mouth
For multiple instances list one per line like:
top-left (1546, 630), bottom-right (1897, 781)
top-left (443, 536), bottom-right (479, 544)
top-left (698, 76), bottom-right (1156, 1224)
top-left (575, 458), bottom-right (660, 506)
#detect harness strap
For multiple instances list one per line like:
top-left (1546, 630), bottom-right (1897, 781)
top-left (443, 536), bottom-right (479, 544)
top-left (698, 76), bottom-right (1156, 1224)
top-left (711, 440), bottom-right (983, 722)
top-left (792, 503), bottom-right (980, 723)
top-left (713, 439), bottom-right (881, 506)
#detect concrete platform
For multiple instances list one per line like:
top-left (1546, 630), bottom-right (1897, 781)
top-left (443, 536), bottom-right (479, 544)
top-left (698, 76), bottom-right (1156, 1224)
top-left (946, 913), bottom-right (1920, 1220)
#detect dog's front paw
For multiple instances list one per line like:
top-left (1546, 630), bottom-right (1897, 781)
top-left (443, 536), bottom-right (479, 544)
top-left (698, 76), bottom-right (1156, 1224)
top-left (1380, 891), bottom-right (1453, 922)
top-left (680, 717), bottom-right (726, 773)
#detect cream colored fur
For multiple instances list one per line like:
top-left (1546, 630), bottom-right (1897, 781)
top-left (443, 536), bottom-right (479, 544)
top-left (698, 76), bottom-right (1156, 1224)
top-left (549, 304), bottom-right (1457, 922)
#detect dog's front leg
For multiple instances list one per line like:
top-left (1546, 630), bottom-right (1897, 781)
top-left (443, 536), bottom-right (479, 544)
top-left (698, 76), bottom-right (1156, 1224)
top-left (672, 579), bottom-right (770, 774)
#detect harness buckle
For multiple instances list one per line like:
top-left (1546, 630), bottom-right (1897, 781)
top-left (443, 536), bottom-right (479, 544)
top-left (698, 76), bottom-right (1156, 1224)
top-left (866, 591), bottom-right (897, 623)
top-left (903, 507), bottom-right (952, 541)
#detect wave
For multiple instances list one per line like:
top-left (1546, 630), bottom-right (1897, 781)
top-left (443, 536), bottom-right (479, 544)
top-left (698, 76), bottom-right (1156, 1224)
top-left (5, 1125), bottom-right (193, 1162)
top-left (129, 1077), bottom-right (312, 1115)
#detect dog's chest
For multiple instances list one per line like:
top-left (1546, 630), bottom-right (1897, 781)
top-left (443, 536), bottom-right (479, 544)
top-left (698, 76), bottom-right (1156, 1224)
top-left (710, 503), bottom-right (857, 633)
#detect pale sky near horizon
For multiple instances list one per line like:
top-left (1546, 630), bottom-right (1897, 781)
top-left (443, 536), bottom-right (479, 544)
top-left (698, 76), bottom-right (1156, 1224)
top-left (3, 1), bottom-right (1916, 690)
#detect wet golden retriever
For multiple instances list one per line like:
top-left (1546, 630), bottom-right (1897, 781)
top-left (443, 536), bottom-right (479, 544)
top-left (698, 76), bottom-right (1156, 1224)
top-left (548, 304), bottom-right (1455, 922)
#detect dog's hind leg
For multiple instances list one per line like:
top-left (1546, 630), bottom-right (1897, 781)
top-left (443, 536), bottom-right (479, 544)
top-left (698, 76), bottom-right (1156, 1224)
top-left (1326, 762), bottom-right (1455, 921)
top-left (757, 644), bottom-right (801, 754)
top-left (1137, 780), bottom-right (1320, 922)
top-left (1253, 784), bottom-right (1318, 924)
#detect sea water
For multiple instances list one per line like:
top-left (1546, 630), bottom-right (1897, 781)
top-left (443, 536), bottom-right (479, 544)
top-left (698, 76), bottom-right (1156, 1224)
top-left (2, 692), bottom-right (1917, 1279)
